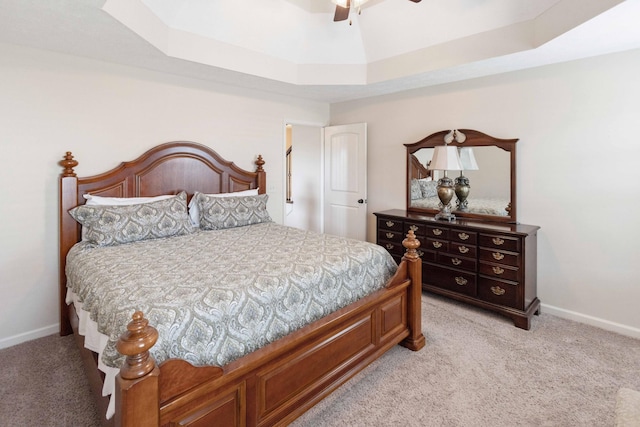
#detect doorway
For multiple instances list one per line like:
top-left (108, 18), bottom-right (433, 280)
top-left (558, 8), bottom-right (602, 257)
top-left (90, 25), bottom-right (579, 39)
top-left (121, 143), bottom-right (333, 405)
top-left (283, 122), bottom-right (368, 240)
top-left (283, 123), bottom-right (322, 233)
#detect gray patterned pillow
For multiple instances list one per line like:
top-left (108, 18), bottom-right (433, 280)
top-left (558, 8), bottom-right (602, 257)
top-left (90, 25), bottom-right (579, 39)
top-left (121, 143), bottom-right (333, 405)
top-left (418, 179), bottom-right (438, 198)
top-left (69, 192), bottom-right (194, 246)
top-left (410, 179), bottom-right (423, 200)
top-left (196, 193), bottom-right (272, 230)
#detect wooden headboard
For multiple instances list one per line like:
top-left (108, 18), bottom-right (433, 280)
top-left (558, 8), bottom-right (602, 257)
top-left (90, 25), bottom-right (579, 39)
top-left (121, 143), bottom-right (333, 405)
top-left (58, 141), bottom-right (266, 335)
top-left (409, 153), bottom-right (431, 180)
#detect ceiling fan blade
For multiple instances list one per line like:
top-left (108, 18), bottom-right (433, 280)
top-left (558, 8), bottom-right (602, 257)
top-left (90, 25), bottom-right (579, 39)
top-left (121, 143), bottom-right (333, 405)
top-left (333, 3), bottom-right (350, 22)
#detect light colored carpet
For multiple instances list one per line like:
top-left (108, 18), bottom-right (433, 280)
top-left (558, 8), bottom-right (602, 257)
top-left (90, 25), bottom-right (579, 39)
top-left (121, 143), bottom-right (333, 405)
top-left (615, 388), bottom-right (640, 426)
top-left (292, 294), bottom-right (640, 427)
top-left (1, 293), bottom-right (638, 426)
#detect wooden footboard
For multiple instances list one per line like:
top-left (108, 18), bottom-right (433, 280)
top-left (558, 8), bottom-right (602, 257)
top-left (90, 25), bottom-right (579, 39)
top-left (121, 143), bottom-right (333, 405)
top-left (114, 232), bottom-right (424, 427)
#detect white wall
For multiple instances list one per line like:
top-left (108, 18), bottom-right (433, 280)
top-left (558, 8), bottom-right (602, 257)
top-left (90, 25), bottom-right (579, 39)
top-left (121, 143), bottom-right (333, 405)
top-left (331, 48), bottom-right (640, 337)
top-left (0, 42), bottom-right (329, 348)
top-left (2, 39), bottom-right (639, 347)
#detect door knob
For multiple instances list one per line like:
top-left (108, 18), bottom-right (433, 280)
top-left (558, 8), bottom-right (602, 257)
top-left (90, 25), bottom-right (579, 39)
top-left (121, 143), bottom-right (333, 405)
top-left (357, 199), bottom-right (365, 204)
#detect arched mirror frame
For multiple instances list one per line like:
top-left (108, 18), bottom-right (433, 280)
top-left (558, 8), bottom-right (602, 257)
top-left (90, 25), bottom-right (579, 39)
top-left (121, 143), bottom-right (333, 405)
top-left (405, 129), bottom-right (518, 223)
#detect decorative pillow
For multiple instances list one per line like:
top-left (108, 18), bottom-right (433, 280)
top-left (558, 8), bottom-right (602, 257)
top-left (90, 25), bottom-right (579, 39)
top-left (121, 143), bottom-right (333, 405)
top-left (188, 188), bottom-right (259, 227)
top-left (410, 179), bottom-right (423, 200)
top-left (69, 192), bottom-right (194, 247)
top-left (84, 194), bottom-right (174, 206)
top-left (195, 193), bottom-right (271, 230)
top-left (418, 179), bottom-right (438, 198)
top-left (81, 194), bottom-right (176, 241)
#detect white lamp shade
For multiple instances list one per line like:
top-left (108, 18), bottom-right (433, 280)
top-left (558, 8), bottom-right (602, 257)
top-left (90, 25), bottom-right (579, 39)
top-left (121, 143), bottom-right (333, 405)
top-left (458, 147), bottom-right (479, 171)
top-left (429, 145), bottom-right (462, 171)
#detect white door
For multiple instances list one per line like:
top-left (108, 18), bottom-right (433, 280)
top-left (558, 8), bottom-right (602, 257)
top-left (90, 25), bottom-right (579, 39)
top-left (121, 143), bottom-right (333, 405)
top-left (323, 123), bottom-right (367, 240)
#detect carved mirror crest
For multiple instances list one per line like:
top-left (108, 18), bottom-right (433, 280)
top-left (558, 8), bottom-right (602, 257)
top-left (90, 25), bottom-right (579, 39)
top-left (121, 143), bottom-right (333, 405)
top-left (405, 129), bottom-right (517, 223)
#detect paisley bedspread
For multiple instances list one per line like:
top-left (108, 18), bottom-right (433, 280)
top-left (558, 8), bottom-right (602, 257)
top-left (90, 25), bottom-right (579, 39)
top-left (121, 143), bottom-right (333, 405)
top-left (66, 222), bottom-right (398, 370)
top-left (411, 196), bottom-right (510, 216)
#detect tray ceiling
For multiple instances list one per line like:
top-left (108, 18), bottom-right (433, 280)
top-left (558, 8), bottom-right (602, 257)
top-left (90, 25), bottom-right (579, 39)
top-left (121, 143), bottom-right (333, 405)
top-left (1, 0), bottom-right (639, 102)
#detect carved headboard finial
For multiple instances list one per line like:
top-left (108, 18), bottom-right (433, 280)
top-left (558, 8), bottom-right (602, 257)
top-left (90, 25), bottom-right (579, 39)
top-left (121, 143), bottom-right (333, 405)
top-left (60, 152), bottom-right (78, 177)
top-left (255, 154), bottom-right (265, 172)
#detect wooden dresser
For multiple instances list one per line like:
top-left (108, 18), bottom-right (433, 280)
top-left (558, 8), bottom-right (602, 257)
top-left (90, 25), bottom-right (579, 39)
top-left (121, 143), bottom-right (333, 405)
top-left (375, 209), bottom-right (540, 330)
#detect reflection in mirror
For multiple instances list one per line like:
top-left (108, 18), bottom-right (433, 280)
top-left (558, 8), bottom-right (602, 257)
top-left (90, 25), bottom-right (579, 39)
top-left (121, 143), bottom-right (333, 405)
top-left (405, 129), bottom-right (517, 223)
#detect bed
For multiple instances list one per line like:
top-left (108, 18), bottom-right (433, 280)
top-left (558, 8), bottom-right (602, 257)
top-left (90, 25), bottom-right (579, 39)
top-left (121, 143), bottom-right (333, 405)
top-left (58, 141), bottom-right (425, 427)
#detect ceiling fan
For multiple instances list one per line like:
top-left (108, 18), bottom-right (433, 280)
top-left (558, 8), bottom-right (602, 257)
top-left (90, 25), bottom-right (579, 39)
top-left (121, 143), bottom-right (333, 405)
top-left (333, 0), bottom-right (422, 23)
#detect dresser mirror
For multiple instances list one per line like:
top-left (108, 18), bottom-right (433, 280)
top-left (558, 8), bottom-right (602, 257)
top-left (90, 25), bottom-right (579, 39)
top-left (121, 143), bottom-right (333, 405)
top-left (405, 129), bottom-right (517, 223)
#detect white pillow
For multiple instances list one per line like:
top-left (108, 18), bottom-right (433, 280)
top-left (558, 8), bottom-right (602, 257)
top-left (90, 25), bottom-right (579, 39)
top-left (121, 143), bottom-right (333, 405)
top-left (189, 189), bottom-right (259, 227)
top-left (83, 194), bottom-right (174, 206)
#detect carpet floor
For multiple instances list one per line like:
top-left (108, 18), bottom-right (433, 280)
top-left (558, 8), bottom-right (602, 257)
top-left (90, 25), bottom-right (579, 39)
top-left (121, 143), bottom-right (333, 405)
top-left (1, 293), bottom-right (638, 426)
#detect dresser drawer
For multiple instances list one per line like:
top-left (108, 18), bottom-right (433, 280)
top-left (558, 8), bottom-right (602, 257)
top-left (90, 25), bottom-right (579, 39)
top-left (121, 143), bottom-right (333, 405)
top-left (479, 233), bottom-right (520, 252)
top-left (451, 242), bottom-right (477, 257)
top-left (380, 241), bottom-right (405, 257)
top-left (378, 218), bottom-right (404, 233)
top-left (478, 278), bottom-right (519, 309)
top-left (426, 238), bottom-right (449, 252)
top-left (425, 225), bottom-right (449, 240)
top-left (377, 229), bottom-right (404, 244)
top-left (404, 221), bottom-right (427, 238)
top-left (419, 249), bottom-right (435, 262)
top-left (479, 248), bottom-right (519, 267)
top-left (426, 264), bottom-right (477, 297)
top-left (479, 262), bottom-right (519, 282)
top-left (451, 229), bottom-right (477, 245)
top-left (439, 253), bottom-right (477, 271)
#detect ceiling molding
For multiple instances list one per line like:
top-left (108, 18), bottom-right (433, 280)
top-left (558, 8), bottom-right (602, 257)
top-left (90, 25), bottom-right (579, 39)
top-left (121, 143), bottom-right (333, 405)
top-left (0, 0), bottom-right (639, 103)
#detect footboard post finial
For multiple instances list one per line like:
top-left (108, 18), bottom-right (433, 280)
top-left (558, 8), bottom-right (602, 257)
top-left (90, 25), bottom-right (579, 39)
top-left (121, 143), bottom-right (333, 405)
top-left (115, 311), bottom-right (160, 427)
top-left (117, 311), bottom-right (158, 379)
top-left (402, 229), bottom-right (420, 260)
top-left (402, 229), bottom-right (426, 351)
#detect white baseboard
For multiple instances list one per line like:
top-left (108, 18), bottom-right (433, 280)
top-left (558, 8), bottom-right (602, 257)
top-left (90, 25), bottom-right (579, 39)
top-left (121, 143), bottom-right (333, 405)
top-left (0, 323), bottom-right (59, 350)
top-left (542, 303), bottom-right (640, 339)
top-left (2, 306), bottom-right (638, 350)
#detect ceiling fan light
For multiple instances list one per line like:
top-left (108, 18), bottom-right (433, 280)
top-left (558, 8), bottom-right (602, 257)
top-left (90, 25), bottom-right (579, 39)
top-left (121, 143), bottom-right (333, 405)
top-left (332, 0), bottom-right (369, 8)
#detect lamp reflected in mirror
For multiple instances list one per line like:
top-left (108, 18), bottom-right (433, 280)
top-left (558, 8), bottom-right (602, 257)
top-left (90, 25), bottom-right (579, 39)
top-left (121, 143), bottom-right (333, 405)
top-left (455, 147), bottom-right (479, 211)
top-left (428, 144), bottom-right (462, 221)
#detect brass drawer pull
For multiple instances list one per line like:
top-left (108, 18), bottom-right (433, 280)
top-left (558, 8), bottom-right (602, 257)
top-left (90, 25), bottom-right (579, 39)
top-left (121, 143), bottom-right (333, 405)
top-left (492, 266), bottom-right (505, 275)
top-left (386, 232), bottom-right (394, 239)
top-left (385, 243), bottom-right (394, 250)
top-left (492, 252), bottom-right (505, 261)
top-left (451, 258), bottom-right (462, 266)
top-left (491, 286), bottom-right (506, 296)
top-left (417, 250), bottom-right (424, 257)
top-left (386, 221), bottom-right (395, 228)
top-left (455, 276), bottom-right (468, 286)
top-left (458, 246), bottom-right (469, 254)
top-left (492, 237), bottom-right (505, 246)
top-left (410, 225), bottom-right (418, 232)
top-left (459, 232), bottom-right (469, 240)
top-left (432, 241), bottom-right (442, 249)
top-left (432, 228), bottom-right (443, 236)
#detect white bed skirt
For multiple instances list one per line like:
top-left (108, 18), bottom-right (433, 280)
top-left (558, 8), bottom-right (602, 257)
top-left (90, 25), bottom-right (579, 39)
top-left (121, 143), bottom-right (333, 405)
top-left (66, 289), bottom-right (118, 420)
